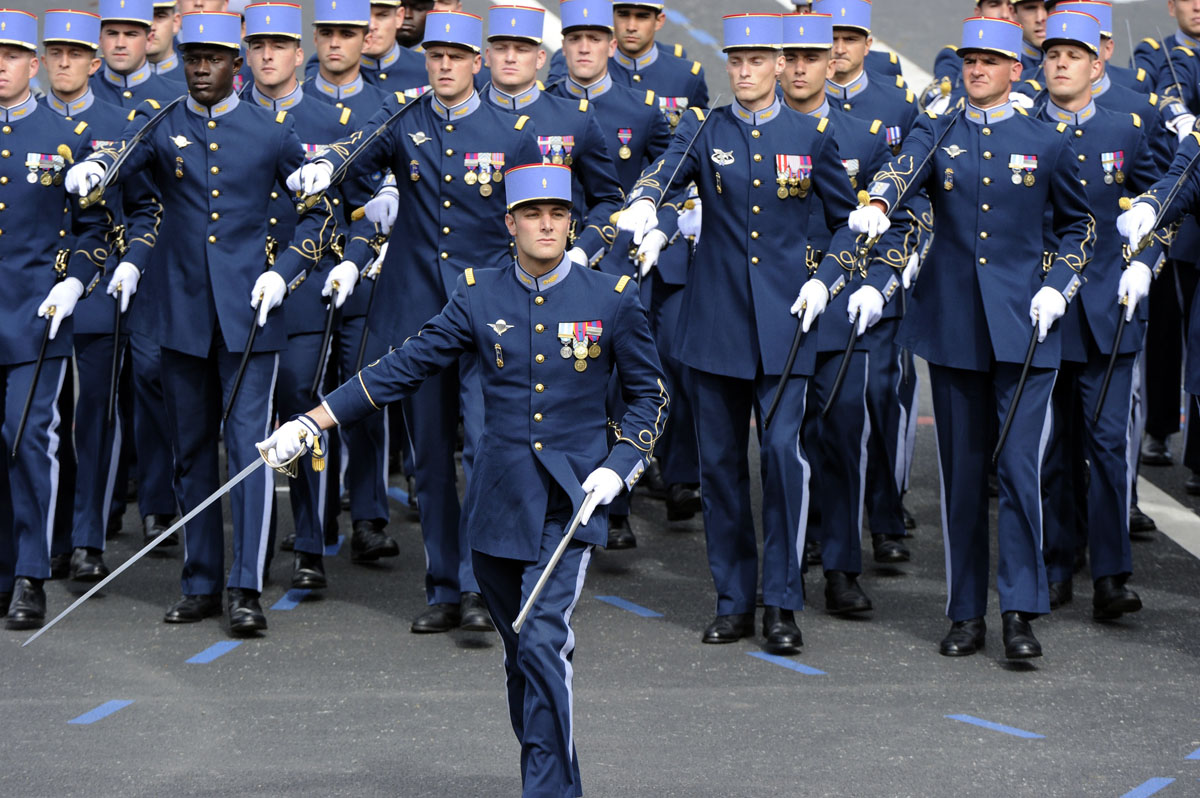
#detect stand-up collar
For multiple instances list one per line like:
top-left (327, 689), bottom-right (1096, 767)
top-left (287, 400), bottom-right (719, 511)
top-left (515, 253), bottom-right (572, 292)
top-left (149, 50), bottom-right (179, 77)
top-left (186, 91), bottom-right (239, 118)
top-left (803, 97), bottom-right (831, 120)
top-left (731, 97), bottom-right (782, 126)
top-left (826, 69), bottom-right (868, 101)
top-left (614, 44), bottom-right (658, 72)
top-left (1177, 29), bottom-right (1200, 50)
top-left (0, 92), bottom-right (38, 124)
top-left (963, 100), bottom-right (1015, 125)
top-left (430, 90), bottom-right (481, 120)
top-left (362, 42), bottom-right (402, 70)
top-left (47, 87), bottom-right (96, 117)
top-left (251, 82), bottom-right (304, 113)
top-left (488, 82), bottom-right (540, 110)
top-left (104, 59), bottom-right (152, 88)
top-left (313, 72), bottom-right (365, 101)
top-left (1021, 39), bottom-right (1042, 63)
top-left (564, 72), bottom-right (613, 101)
top-left (1092, 72), bottom-right (1112, 98)
top-left (1044, 99), bottom-right (1097, 127)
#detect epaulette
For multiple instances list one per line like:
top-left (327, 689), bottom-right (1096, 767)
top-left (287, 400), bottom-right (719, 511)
top-left (644, 90), bottom-right (655, 106)
top-left (1149, 92), bottom-right (1159, 105)
top-left (690, 60), bottom-right (701, 75)
top-left (515, 114), bottom-right (530, 130)
top-left (339, 107), bottom-right (352, 125)
top-left (537, 79), bottom-right (545, 90)
top-left (944, 44), bottom-right (958, 53)
top-left (578, 99), bottom-right (589, 112)
top-left (889, 52), bottom-right (899, 65)
top-left (1015, 105), bottom-right (1029, 116)
top-left (895, 75), bottom-right (904, 88)
top-left (1132, 112), bottom-right (1142, 128)
top-left (146, 98), bottom-right (161, 110)
top-left (1174, 45), bottom-right (1195, 57)
top-left (126, 109), bottom-right (137, 122)
top-left (904, 89), bottom-right (914, 104)
top-left (392, 91), bottom-right (408, 104)
top-left (465, 268), bottom-right (476, 286)
top-left (1136, 67), bottom-right (1147, 82)
top-left (1141, 37), bottom-right (1160, 50)
top-left (817, 116), bottom-right (829, 133)
top-left (1190, 131), bottom-right (1200, 146)
top-left (690, 107), bottom-right (705, 121)
top-left (924, 108), bottom-right (939, 119)
top-left (1055, 121), bottom-right (1068, 132)
top-left (869, 119), bottom-right (882, 134)
top-left (672, 43), bottom-right (683, 57)
top-left (73, 121), bottom-right (88, 136)
top-left (615, 275), bottom-right (631, 293)
top-left (275, 111), bottom-right (287, 123)
top-left (1025, 79), bottom-right (1042, 91)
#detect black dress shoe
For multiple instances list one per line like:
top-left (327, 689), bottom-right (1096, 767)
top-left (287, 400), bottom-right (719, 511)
top-left (665, 483), bottom-right (701, 521)
top-left (279, 532), bottom-right (296, 552)
top-left (411, 602), bottom-right (461, 633)
top-left (460, 592), bottom-right (495, 632)
top-left (48, 552), bottom-right (71, 580)
top-left (901, 502), bottom-right (917, 530)
top-left (350, 519), bottom-right (399, 563)
top-left (143, 514), bottom-right (178, 547)
top-left (1187, 471), bottom-right (1200, 496)
top-left (5, 577), bottom-right (46, 630)
top-left (69, 547), bottom-right (110, 583)
top-left (872, 533), bottom-right (911, 564)
top-left (607, 514), bottom-right (637, 549)
top-left (227, 588), bottom-right (267, 635)
top-left (824, 571), bottom-right (873, 614)
top-left (163, 593), bottom-right (222, 623)
top-left (1129, 504), bottom-right (1157, 539)
top-left (641, 457), bottom-right (667, 500)
top-left (292, 551), bottom-right (327, 590)
top-left (1093, 575), bottom-right (1142, 620)
top-left (1140, 435), bottom-right (1172, 466)
top-left (761, 606), bottom-right (802, 654)
top-left (701, 613), bottom-right (754, 644)
top-left (1001, 611), bottom-right (1042, 659)
top-left (939, 617), bottom-right (986, 657)
top-left (804, 537), bottom-right (823, 566)
top-left (1048, 580), bottom-right (1073, 610)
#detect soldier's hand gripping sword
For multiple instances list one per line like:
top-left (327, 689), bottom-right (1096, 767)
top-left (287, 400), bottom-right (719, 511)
top-left (512, 490), bottom-right (599, 634)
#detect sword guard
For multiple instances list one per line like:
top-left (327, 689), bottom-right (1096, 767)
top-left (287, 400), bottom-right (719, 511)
top-left (79, 184), bottom-right (105, 209)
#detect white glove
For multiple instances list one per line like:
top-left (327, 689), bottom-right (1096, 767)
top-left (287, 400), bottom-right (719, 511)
top-left (286, 160), bottom-right (333, 195)
top-left (636, 229), bottom-right (668, 277)
top-left (790, 278), bottom-right (829, 333)
top-left (256, 414), bottom-right (322, 473)
top-left (364, 185), bottom-right (399, 234)
top-left (65, 160), bottom-right (105, 198)
top-left (106, 262), bottom-right (141, 313)
top-left (323, 261), bottom-right (358, 309)
top-left (677, 198), bottom-right (702, 238)
top-left (251, 271), bottom-right (287, 327)
top-left (1167, 112), bottom-right (1196, 142)
top-left (579, 466), bottom-right (624, 526)
top-left (847, 204), bottom-right (890, 238)
top-left (1116, 201), bottom-right (1156, 249)
top-left (1118, 261), bottom-right (1153, 322)
top-left (1030, 285), bottom-right (1067, 343)
top-left (901, 251), bottom-right (920, 289)
top-left (567, 247), bottom-right (588, 268)
top-left (615, 198), bottom-right (659, 245)
top-left (38, 277), bottom-right (85, 340)
top-left (365, 241), bottom-right (387, 280)
top-left (925, 92), bottom-right (952, 116)
top-left (847, 285), bottom-right (885, 337)
top-left (1008, 90), bottom-right (1035, 109)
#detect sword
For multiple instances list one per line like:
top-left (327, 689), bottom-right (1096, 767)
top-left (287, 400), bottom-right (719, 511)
top-left (23, 457), bottom-right (267, 647)
top-left (1117, 139), bottom-right (1200, 256)
top-left (512, 490), bottom-right (597, 634)
top-left (12, 310), bottom-right (54, 459)
top-left (354, 235), bottom-right (387, 373)
top-left (992, 327), bottom-right (1040, 467)
top-left (821, 312), bottom-right (861, 419)
top-left (79, 95), bottom-right (186, 209)
top-left (1157, 27), bottom-right (1186, 101)
top-left (224, 238), bottom-right (279, 422)
top-left (1093, 303), bottom-right (1129, 424)
top-left (107, 286), bottom-right (122, 428)
top-left (311, 283), bottom-right (338, 399)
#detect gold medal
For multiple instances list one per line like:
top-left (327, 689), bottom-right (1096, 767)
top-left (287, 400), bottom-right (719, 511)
top-left (464, 170), bottom-right (478, 185)
top-left (552, 154), bottom-right (563, 165)
top-left (618, 145), bottom-right (631, 160)
top-left (40, 172), bottom-right (52, 186)
top-left (588, 343), bottom-right (601, 359)
top-left (493, 168), bottom-right (503, 183)
top-left (849, 176), bottom-right (857, 188)
top-left (574, 358), bottom-right (587, 372)
top-left (1115, 169), bottom-right (1125, 184)
top-left (479, 182), bottom-right (493, 197)
top-left (564, 155), bottom-right (573, 166)
top-left (573, 342), bottom-right (588, 360)
top-left (800, 177), bottom-right (811, 192)
top-left (1024, 172), bottom-right (1035, 187)
top-left (54, 172), bottom-right (63, 186)
top-left (175, 169), bottom-right (184, 179)
top-left (777, 185), bottom-right (789, 200)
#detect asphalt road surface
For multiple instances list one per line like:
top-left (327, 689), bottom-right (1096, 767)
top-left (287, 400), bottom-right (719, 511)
top-left (4, 2), bottom-right (1200, 797)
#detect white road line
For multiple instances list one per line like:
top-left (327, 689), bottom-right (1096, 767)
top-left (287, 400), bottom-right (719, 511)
top-left (1136, 476), bottom-right (1200, 561)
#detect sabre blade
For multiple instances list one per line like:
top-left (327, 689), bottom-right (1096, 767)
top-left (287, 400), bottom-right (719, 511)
top-left (512, 490), bottom-right (596, 634)
top-left (23, 458), bottom-right (266, 647)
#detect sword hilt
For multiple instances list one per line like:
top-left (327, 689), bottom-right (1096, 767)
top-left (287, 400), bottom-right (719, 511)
top-left (79, 184), bottom-right (105, 209)
top-left (295, 192), bottom-right (322, 215)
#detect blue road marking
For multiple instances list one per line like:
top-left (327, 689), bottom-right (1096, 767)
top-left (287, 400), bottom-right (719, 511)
top-left (595, 595), bottom-right (663, 618)
top-left (747, 651), bottom-right (826, 675)
top-left (661, 8), bottom-right (724, 56)
top-left (186, 640), bottom-right (242, 664)
top-left (68, 700), bottom-right (133, 725)
top-left (1121, 778), bottom-right (1176, 798)
top-left (945, 714), bottom-right (1044, 739)
top-left (387, 485), bottom-right (409, 506)
top-left (325, 534), bottom-right (344, 556)
top-left (271, 589), bottom-right (311, 611)
top-left (1187, 747), bottom-right (1200, 760)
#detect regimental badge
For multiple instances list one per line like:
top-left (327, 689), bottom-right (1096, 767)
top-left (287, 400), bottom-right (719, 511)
top-left (711, 148), bottom-right (735, 166)
top-left (1009, 154), bottom-right (1038, 186)
top-left (1101, 150), bottom-right (1126, 185)
top-left (488, 319), bottom-right (513, 336)
top-left (408, 131), bottom-right (431, 146)
top-left (941, 144), bottom-right (966, 159)
top-left (943, 167), bottom-right (954, 192)
top-left (538, 135), bottom-right (575, 166)
top-left (617, 128), bottom-right (633, 160)
top-left (170, 134), bottom-right (192, 149)
top-left (409, 159), bottom-right (420, 182)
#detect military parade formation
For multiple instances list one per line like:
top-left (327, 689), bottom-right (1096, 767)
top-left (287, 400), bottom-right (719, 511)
top-left (2, 0), bottom-right (1200, 795)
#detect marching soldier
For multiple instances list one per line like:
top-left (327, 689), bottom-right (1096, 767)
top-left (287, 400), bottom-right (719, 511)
top-left (259, 161), bottom-right (668, 798)
top-left (91, 0), bottom-right (180, 108)
top-left (295, 10), bottom-right (541, 633)
top-left (928, 0), bottom-right (1015, 110)
top-left (147, 0), bottom-right (185, 86)
top-left (360, 0), bottom-right (428, 92)
top-left (1053, 1), bottom-right (1153, 93)
top-left (1, 9), bottom-right (113, 629)
top-left (65, 9), bottom-right (338, 635)
top-left (1012, 0), bottom-right (1051, 82)
top-left (240, 2), bottom-right (382, 590)
top-left (305, 0), bottom-right (387, 118)
top-left (853, 16), bottom-right (1095, 659)
top-left (606, 2), bottom-right (708, 132)
top-left (40, 9), bottom-right (164, 583)
top-left (1035, 10), bottom-right (1158, 618)
top-left (617, 13), bottom-right (862, 654)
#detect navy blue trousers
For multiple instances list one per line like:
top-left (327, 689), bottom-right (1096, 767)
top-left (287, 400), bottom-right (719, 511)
top-left (689, 368), bottom-right (809, 615)
top-left (0, 358), bottom-right (68, 589)
top-left (70, 333), bottom-right (127, 552)
top-left (648, 275), bottom-right (699, 487)
top-left (929, 362), bottom-right (1055, 621)
top-left (473, 521), bottom-right (592, 798)
top-left (1042, 352), bottom-right (1136, 583)
top-left (863, 319), bottom-right (914, 538)
top-left (160, 339), bottom-right (278, 595)
top-left (129, 332), bottom-right (178, 518)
